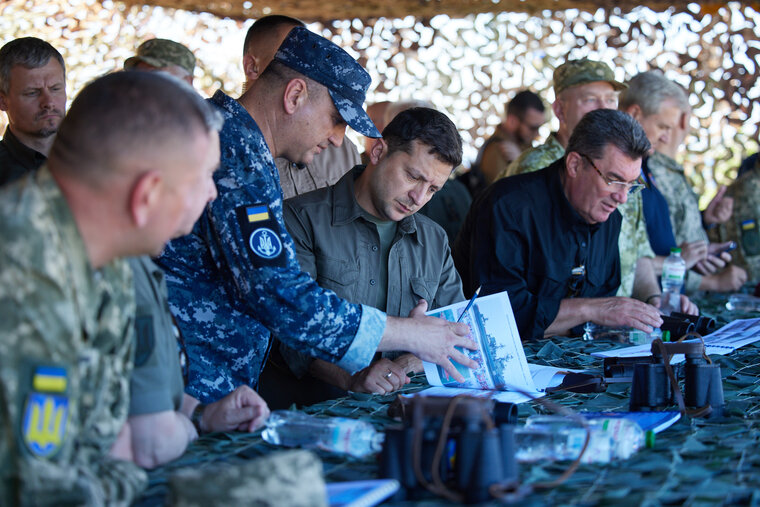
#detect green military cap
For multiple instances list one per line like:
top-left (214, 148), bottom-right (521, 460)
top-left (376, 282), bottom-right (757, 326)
top-left (553, 58), bottom-right (626, 95)
top-left (124, 38), bottom-right (196, 76)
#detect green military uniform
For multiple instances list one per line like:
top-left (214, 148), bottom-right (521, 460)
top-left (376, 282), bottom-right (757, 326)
top-left (0, 167), bottom-right (146, 505)
top-left (500, 132), bottom-right (565, 180)
top-left (717, 163), bottom-right (760, 282)
top-left (616, 194), bottom-right (656, 297)
top-left (496, 135), bottom-right (653, 297)
top-left (128, 256), bottom-right (185, 416)
top-left (647, 151), bottom-right (707, 292)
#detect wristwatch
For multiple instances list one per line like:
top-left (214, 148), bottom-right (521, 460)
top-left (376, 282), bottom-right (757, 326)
top-left (190, 403), bottom-right (206, 434)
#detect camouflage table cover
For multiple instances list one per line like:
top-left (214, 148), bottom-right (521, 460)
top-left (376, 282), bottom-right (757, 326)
top-left (136, 290), bottom-right (760, 506)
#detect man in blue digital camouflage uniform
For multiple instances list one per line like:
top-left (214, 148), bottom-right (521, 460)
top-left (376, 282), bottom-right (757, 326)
top-left (157, 27), bottom-right (475, 404)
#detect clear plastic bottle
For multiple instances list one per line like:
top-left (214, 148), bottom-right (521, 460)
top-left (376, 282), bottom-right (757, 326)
top-left (726, 293), bottom-right (760, 312)
top-left (661, 247), bottom-right (686, 316)
top-left (514, 415), bottom-right (652, 464)
top-left (261, 410), bottom-right (384, 458)
top-left (582, 322), bottom-right (661, 345)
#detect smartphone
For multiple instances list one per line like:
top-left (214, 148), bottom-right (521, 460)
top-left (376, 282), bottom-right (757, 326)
top-left (720, 241), bottom-right (737, 254)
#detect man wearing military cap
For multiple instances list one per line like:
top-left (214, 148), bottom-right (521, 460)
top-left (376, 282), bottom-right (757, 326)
top-left (157, 26), bottom-right (476, 405)
top-left (124, 38), bottom-right (196, 85)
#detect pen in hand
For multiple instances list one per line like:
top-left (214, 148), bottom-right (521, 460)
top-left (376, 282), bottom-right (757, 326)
top-left (456, 286), bottom-right (481, 322)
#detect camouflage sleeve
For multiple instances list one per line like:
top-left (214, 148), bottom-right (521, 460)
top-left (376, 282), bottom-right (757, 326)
top-left (0, 251), bottom-right (146, 506)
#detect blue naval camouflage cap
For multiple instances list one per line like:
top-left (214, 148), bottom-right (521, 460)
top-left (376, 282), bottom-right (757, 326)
top-left (273, 26), bottom-right (381, 138)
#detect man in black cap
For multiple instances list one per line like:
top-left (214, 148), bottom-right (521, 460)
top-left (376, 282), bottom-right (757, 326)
top-left (156, 27), bottom-right (475, 407)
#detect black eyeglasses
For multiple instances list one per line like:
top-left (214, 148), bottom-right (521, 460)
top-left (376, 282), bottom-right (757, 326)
top-left (579, 153), bottom-right (645, 196)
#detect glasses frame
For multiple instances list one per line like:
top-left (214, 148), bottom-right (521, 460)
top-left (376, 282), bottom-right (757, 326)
top-left (578, 153), bottom-right (645, 196)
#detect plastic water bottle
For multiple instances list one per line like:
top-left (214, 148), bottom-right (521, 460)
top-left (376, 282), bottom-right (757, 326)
top-left (726, 293), bottom-right (760, 312)
top-left (582, 322), bottom-right (662, 345)
top-left (514, 415), bottom-right (652, 464)
top-left (261, 410), bottom-right (384, 458)
top-left (661, 247), bottom-right (686, 316)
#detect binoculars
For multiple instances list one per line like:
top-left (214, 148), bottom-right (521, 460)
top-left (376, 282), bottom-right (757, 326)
top-left (661, 312), bottom-right (717, 338)
top-left (629, 339), bottom-right (724, 418)
top-left (380, 396), bottom-right (518, 504)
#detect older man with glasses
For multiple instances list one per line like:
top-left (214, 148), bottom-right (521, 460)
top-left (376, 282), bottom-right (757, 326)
top-left (455, 109), bottom-right (676, 340)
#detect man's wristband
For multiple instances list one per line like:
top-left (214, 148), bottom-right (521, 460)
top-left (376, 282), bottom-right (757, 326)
top-left (645, 294), bottom-right (662, 304)
top-left (190, 403), bottom-right (206, 434)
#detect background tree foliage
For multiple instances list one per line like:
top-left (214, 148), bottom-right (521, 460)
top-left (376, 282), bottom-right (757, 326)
top-left (1, 0), bottom-right (759, 204)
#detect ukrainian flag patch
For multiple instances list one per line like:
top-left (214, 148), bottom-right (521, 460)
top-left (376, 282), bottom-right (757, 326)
top-left (32, 366), bottom-right (67, 393)
top-left (22, 393), bottom-right (68, 458)
top-left (741, 219), bottom-right (756, 231)
top-left (247, 205), bottom-right (269, 222)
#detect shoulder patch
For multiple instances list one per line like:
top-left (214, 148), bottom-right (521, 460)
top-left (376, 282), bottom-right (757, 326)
top-left (236, 204), bottom-right (287, 268)
top-left (22, 366), bottom-right (69, 458)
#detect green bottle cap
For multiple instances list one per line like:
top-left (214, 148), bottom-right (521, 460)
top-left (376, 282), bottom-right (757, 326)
top-left (670, 247), bottom-right (682, 254)
top-left (645, 430), bottom-right (656, 448)
top-left (663, 330), bottom-right (671, 342)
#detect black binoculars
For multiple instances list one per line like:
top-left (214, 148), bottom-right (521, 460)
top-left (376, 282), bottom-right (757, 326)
top-left (380, 396), bottom-right (518, 504)
top-left (662, 312), bottom-right (717, 337)
top-left (629, 340), bottom-right (724, 418)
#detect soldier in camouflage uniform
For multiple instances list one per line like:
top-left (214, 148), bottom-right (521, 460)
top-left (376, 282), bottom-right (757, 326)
top-left (495, 59), bottom-right (659, 301)
top-left (717, 159), bottom-right (760, 282)
top-left (622, 71), bottom-right (746, 294)
top-left (157, 27), bottom-right (475, 405)
top-left (0, 71), bottom-right (221, 504)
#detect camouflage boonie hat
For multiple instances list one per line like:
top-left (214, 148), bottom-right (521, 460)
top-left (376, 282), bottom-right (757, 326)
top-left (553, 58), bottom-right (626, 95)
top-left (124, 38), bottom-right (196, 76)
top-left (167, 450), bottom-right (327, 506)
top-left (273, 27), bottom-right (381, 138)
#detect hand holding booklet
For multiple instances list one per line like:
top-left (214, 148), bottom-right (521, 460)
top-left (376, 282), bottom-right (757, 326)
top-left (415, 291), bottom-right (564, 404)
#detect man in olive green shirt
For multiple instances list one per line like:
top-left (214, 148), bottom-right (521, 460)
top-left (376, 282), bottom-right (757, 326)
top-left (274, 107), bottom-right (464, 403)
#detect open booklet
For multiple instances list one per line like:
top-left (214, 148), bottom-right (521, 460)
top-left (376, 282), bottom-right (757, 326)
top-left (415, 291), bottom-right (569, 404)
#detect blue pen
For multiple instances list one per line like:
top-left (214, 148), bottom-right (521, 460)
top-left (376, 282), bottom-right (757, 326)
top-left (457, 286), bottom-right (481, 322)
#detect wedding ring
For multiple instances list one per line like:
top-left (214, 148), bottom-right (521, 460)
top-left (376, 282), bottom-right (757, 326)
top-left (384, 370), bottom-right (393, 379)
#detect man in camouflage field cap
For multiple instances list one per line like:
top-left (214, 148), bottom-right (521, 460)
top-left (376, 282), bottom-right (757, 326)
top-left (0, 71), bottom-right (221, 504)
top-left (125, 38), bottom-right (196, 85)
top-left (157, 26), bottom-right (476, 406)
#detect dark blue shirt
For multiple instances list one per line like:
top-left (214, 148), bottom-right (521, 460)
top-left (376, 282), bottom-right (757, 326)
top-left (453, 158), bottom-right (622, 340)
top-left (641, 156), bottom-right (678, 256)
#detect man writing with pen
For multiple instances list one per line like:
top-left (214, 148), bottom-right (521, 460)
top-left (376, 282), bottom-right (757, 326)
top-left (259, 107), bottom-right (465, 407)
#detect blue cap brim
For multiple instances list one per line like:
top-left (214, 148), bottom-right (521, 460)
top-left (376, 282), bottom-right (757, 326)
top-left (329, 89), bottom-right (381, 138)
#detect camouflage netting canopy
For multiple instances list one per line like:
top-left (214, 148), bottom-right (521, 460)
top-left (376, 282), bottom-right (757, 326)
top-left (121, 0), bottom-right (732, 22)
top-left (2, 0), bottom-right (760, 203)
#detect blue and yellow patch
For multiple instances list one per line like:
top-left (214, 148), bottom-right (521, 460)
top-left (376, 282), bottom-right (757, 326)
top-left (22, 393), bottom-right (68, 458)
top-left (32, 366), bottom-right (67, 393)
top-left (246, 205), bottom-right (269, 222)
top-left (741, 219), bottom-right (756, 231)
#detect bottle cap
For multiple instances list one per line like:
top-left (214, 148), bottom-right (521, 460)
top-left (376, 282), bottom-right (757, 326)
top-left (645, 430), bottom-right (656, 448)
top-left (670, 247), bottom-right (682, 254)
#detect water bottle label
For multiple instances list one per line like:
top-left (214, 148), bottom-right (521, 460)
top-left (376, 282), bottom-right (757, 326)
top-left (662, 265), bottom-right (685, 282)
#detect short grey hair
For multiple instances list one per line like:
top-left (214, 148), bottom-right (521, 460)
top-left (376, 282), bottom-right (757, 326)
top-left (0, 37), bottom-right (66, 94)
top-left (619, 71), bottom-right (689, 117)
